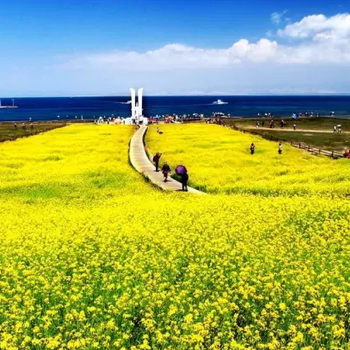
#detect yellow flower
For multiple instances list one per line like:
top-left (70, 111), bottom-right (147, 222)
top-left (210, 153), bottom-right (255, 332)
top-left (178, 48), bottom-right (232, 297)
top-left (0, 124), bottom-right (349, 349)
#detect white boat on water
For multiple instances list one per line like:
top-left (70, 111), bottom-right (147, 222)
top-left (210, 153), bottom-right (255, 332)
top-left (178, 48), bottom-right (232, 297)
top-left (0, 99), bottom-right (18, 109)
top-left (212, 99), bottom-right (228, 105)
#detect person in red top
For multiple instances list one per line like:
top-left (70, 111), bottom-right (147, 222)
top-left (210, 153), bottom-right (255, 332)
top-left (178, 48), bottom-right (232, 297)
top-left (161, 162), bottom-right (171, 182)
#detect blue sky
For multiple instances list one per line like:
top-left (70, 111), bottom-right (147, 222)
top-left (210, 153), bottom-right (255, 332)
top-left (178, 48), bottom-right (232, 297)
top-left (1, 0), bottom-right (350, 96)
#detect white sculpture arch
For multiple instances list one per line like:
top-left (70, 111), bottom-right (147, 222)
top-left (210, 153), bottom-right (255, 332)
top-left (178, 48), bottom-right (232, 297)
top-left (130, 88), bottom-right (143, 123)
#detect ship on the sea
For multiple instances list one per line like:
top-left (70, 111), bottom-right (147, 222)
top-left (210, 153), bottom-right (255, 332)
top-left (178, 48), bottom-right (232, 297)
top-left (0, 99), bottom-right (18, 109)
top-left (212, 99), bottom-right (228, 105)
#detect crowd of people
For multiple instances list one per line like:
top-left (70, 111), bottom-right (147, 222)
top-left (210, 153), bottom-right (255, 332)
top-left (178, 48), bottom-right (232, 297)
top-left (208, 117), bottom-right (226, 125)
top-left (95, 116), bottom-right (131, 125)
top-left (152, 153), bottom-right (189, 191)
top-left (333, 125), bottom-right (342, 133)
top-left (257, 112), bottom-right (321, 118)
top-left (258, 119), bottom-right (288, 129)
top-left (14, 122), bottom-right (34, 131)
top-left (254, 119), bottom-right (299, 131)
top-left (250, 142), bottom-right (283, 155)
top-left (93, 114), bottom-right (198, 126)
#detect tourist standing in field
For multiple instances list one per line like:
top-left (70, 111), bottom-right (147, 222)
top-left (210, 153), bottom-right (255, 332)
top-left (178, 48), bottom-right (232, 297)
top-left (293, 123), bottom-right (296, 130)
top-left (278, 142), bottom-right (283, 155)
top-left (153, 153), bottom-right (162, 172)
top-left (250, 143), bottom-right (255, 155)
top-left (162, 162), bottom-right (171, 182)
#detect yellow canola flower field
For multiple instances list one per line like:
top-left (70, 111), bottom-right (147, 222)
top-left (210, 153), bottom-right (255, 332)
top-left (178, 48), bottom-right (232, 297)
top-left (146, 123), bottom-right (350, 196)
top-left (1, 124), bottom-right (350, 350)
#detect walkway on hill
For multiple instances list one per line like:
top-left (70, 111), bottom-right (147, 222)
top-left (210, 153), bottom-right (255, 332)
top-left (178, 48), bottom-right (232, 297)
top-left (129, 126), bottom-right (204, 193)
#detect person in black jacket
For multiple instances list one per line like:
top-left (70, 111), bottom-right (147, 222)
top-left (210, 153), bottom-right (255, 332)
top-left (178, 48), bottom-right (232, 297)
top-left (153, 153), bottom-right (162, 172)
top-left (181, 173), bottom-right (189, 191)
top-left (278, 142), bottom-right (283, 155)
top-left (250, 143), bottom-right (255, 155)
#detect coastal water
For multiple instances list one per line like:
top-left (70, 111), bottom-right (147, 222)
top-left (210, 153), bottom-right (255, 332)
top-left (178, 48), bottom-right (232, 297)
top-left (1, 96), bottom-right (350, 121)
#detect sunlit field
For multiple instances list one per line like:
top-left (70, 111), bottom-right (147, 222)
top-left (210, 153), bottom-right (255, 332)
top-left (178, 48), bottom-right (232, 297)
top-left (146, 124), bottom-right (350, 196)
top-left (1, 124), bottom-right (350, 349)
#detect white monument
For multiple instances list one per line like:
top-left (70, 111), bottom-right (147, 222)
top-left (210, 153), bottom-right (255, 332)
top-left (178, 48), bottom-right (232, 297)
top-left (130, 88), bottom-right (143, 124)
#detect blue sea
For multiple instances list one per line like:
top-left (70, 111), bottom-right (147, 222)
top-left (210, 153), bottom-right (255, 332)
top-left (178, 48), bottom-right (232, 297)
top-left (1, 96), bottom-right (350, 121)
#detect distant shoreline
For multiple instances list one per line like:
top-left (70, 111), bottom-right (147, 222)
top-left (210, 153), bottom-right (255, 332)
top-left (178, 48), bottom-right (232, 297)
top-left (1, 96), bottom-right (350, 121)
top-left (2, 115), bottom-right (350, 123)
top-left (1, 94), bottom-right (350, 99)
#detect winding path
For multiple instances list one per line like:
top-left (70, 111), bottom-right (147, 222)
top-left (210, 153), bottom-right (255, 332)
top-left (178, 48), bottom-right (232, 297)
top-left (129, 126), bottom-right (204, 193)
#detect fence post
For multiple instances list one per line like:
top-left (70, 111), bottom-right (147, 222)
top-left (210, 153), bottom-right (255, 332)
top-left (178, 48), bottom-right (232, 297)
top-left (332, 150), bottom-right (334, 158)
top-left (319, 148), bottom-right (321, 154)
top-left (299, 142), bottom-right (301, 148)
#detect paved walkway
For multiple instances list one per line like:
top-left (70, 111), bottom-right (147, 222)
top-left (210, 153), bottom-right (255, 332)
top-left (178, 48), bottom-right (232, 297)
top-left (129, 126), bottom-right (204, 193)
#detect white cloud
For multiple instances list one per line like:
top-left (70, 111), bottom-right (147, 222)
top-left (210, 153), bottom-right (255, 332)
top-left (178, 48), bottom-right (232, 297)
top-left (52, 13), bottom-right (350, 74)
top-left (57, 17), bottom-right (350, 73)
top-left (5, 12), bottom-right (350, 96)
top-left (271, 10), bottom-right (288, 25)
top-left (58, 39), bottom-right (279, 71)
top-left (278, 13), bottom-right (350, 42)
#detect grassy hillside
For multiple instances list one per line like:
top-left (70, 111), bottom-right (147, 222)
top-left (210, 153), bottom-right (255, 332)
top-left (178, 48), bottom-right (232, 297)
top-left (229, 117), bottom-right (350, 151)
top-left (0, 122), bottom-right (66, 143)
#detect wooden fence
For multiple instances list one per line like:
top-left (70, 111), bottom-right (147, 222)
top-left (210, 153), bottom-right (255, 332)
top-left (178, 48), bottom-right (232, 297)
top-left (290, 141), bottom-right (343, 159)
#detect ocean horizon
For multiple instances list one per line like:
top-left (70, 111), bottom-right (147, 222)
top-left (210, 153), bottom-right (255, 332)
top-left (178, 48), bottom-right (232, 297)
top-left (1, 95), bottom-right (350, 121)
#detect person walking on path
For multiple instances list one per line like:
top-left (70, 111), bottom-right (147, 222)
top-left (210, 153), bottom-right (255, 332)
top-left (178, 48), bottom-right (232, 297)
top-left (278, 142), bottom-right (283, 155)
top-left (153, 153), bottom-right (162, 172)
top-left (250, 143), bottom-right (255, 155)
top-left (161, 162), bottom-right (171, 182)
top-left (293, 123), bottom-right (296, 131)
top-left (181, 172), bottom-right (189, 191)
